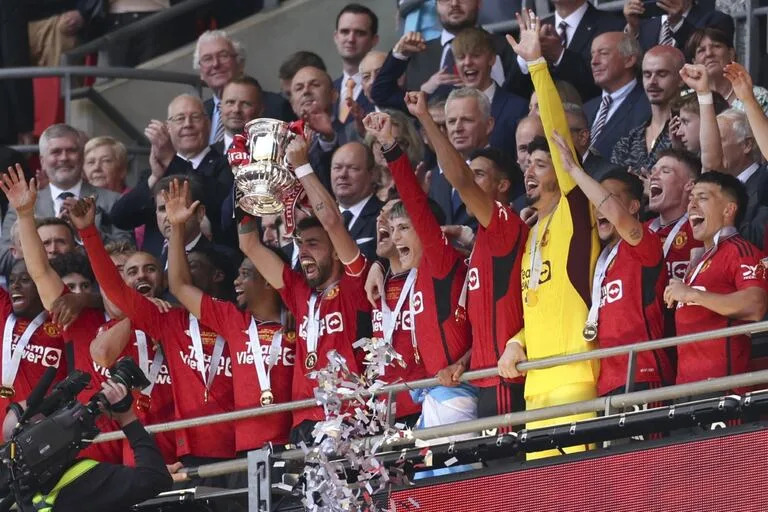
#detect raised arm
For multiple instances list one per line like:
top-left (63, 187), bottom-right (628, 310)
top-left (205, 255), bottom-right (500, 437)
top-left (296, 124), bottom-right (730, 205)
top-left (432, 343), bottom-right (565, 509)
top-left (402, 91), bottom-right (496, 227)
top-left (238, 217), bottom-right (286, 290)
top-left (90, 317), bottom-right (133, 367)
top-left (680, 64), bottom-right (723, 171)
top-left (164, 179), bottom-right (203, 318)
top-left (0, 165), bottom-right (66, 309)
top-left (285, 136), bottom-right (361, 265)
top-left (510, 10), bottom-right (578, 194)
top-left (552, 131), bottom-right (645, 246)
top-left (725, 63), bottom-right (768, 162)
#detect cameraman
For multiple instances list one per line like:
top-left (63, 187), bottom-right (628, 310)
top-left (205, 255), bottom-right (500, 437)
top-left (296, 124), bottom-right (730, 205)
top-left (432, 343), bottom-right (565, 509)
top-left (3, 380), bottom-right (173, 512)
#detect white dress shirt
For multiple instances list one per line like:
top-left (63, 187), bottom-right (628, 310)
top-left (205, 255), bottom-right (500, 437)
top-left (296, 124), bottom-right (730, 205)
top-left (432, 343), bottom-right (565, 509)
top-left (50, 180), bottom-right (83, 216)
top-left (340, 194), bottom-right (373, 231)
top-left (737, 162), bottom-right (760, 184)
top-left (592, 79), bottom-right (638, 131)
top-left (178, 146), bottom-right (211, 170)
top-left (482, 82), bottom-right (497, 104)
top-left (517, 2), bottom-right (589, 73)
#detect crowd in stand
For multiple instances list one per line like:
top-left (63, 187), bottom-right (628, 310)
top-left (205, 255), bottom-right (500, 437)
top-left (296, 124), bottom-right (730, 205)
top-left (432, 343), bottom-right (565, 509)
top-left (3, 0), bottom-right (768, 492)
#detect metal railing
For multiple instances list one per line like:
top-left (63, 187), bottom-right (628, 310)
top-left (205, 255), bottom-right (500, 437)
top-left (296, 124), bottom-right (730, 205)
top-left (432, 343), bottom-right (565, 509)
top-left (94, 319), bottom-right (768, 443)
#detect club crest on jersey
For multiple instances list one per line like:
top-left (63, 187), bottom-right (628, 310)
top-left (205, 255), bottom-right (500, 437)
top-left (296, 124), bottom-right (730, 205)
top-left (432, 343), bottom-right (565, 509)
top-left (42, 322), bottom-right (61, 337)
top-left (467, 268), bottom-right (479, 291)
top-left (495, 202), bottom-right (508, 221)
top-left (673, 231), bottom-right (688, 249)
top-left (698, 259), bottom-right (712, 275)
top-left (541, 229), bottom-right (550, 248)
top-left (325, 286), bottom-right (340, 300)
top-left (284, 330), bottom-right (297, 344)
top-left (183, 329), bottom-right (219, 344)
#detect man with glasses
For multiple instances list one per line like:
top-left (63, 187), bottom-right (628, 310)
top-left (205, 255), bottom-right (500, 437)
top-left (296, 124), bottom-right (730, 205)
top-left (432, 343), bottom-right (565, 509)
top-left (110, 94), bottom-right (235, 257)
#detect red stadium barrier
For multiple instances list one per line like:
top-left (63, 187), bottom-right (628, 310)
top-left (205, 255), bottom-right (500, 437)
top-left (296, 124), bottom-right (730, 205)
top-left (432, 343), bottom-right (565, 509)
top-left (389, 425), bottom-right (768, 511)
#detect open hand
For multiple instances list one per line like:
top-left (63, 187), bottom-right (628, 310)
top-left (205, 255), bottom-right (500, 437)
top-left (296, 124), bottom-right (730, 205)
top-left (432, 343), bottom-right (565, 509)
top-left (0, 164), bottom-right (37, 215)
top-left (551, 130), bottom-right (581, 174)
top-left (420, 67), bottom-right (462, 95)
top-left (723, 62), bottom-right (755, 102)
top-left (506, 9), bottom-right (542, 62)
top-left (162, 179), bottom-right (200, 226)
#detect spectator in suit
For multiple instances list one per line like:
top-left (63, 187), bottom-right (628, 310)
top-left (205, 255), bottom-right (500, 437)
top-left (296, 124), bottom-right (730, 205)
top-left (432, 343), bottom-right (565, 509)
top-left (625, 0), bottom-right (734, 53)
top-left (278, 51), bottom-right (327, 101)
top-left (451, 28), bottom-right (528, 152)
top-left (83, 136), bottom-right (128, 194)
top-left (686, 28), bottom-right (768, 114)
top-left (563, 102), bottom-right (624, 181)
top-left (0, 0), bottom-right (34, 147)
top-left (215, 75), bottom-right (264, 155)
top-left (584, 32), bottom-right (650, 159)
top-left (508, 1), bottom-right (625, 102)
top-left (372, 0), bottom-right (515, 107)
top-left (289, 66), bottom-right (350, 192)
top-left (330, 142), bottom-right (383, 259)
top-left (193, 30), bottom-right (245, 145)
top-left (429, 87), bottom-right (494, 227)
top-left (110, 94), bottom-right (234, 254)
top-left (360, 51), bottom-right (394, 111)
top-left (0, 124), bottom-right (130, 264)
top-left (612, 46), bottom-right (684, 171)
top-left (332, 4), bottom-right (379, 127)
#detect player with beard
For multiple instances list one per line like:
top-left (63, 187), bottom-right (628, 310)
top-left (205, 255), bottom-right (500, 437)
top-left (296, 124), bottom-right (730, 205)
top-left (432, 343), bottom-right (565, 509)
top-left (646, 149), bottom-right (704, 282)
top-left (368, 198), bottom-right (428, 425)
top-left (69, 198), bottom-right (237, 474)
top-left (395, 91), bottom-right (529, 427)
top-left (239, 136), bottom-right (371, 445)
top-left (164, 179), bottom-right (294, 453)
top-left (664, 172), bottom-right (768, 392)
top-left (497, 12), bottom-right (600, 459)
top-left (551, 135), bottom-right (675, 398)
top-left (363, 112), bottom-right (476, 436)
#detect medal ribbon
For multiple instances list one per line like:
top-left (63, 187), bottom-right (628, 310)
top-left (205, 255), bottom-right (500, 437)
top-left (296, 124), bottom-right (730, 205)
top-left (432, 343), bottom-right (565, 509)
top-left (585, 241), bottom-right (621, 330)
top-left (135, 330), bottom-right (164, 397)
top-left (381, 269), bottom-right (417, 344)
top-left (527, 210), bottom-right (556, 294)
top-left (407, 270), bottom-right (421, 362)
top-left (306, 292), bottom-right (320, 356)
top-left (2, 312), bottom-right (47, 387)
top-left (188, 314), bottom-right (226, 393)
top-left (247, 317), bottom-right (283, 394)
top-left (685, 227), bottom-right (738, 285)
top-left (649, 214), bottom-right (688, 257)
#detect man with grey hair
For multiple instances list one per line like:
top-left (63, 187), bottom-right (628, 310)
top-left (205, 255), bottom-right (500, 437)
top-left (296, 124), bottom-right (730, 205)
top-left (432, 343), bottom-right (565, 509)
top-left (584, 31), bottom-right (650, 158)
top-left (429, 87), bottom-right (496, 226)
top-left (0, 124), bottom-right (130, 263)
top-left (563, 102), bottom-right (623, 181)
top-left (712, 108), bottom-right (768, 247)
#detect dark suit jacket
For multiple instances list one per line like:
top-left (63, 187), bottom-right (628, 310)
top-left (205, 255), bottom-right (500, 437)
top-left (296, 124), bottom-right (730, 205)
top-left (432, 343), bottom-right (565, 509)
top-left (584, 81), bottom-right (650, 159)
top-left (0, 146), bottom-right (28, 221)
top-left (262, 90), bottom-right (296, 122)
top-left (428, 167), bottom-right (477, 229)
top-left (110, 146), bottom-right (236, 250)
top-left (203, 97), bottom-right (215, 119)
top-left (333, 76), bottom-right (374, 126)
top-left (740, 165), bottom-right (768, 249)
top-left (0, 0), bottom-right (33, 144)
top-left (157, 231), bottom-right (240, 275)
top-left (505, 3), bottom-right (625, 102)
top-left (489, 87), bottom-right (529, 151)
top-left (638, 2), bottom-right (734, 52)
top-left (346, 195), bottom-right (383, 260)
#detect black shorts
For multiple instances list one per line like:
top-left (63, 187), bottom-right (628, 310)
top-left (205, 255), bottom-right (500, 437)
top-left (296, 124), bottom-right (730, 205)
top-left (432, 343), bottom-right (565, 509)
top-left (476, 381), bottom-right (525, 434)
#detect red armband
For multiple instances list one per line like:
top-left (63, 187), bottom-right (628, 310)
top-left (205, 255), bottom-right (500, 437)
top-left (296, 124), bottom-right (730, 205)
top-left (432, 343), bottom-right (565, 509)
top-left (343, 252), bottom-right (366, 277)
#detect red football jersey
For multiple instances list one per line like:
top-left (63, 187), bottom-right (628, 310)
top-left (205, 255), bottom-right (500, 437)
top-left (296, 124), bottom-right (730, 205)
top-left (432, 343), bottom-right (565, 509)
top-left (467, 201), bottom-right (528, 388)
top-left (200, 294), bottom-right (294, 452)
top-left (384, 147), bottom-right (471, 376)
top-left (675, 234), bottom-right (768, 385)
top-left (81, 225), bottom-right (236, 459)
top-left (371, 270), bottom-right (426, 418)
top-left (278, 262), bottom-right (371, 427)
top-left (646, 217), bottom-right (702, 281)
top-left (0, 289), bottom-right (67, 427)
top-left (594, 228), bottom-right (674, 396)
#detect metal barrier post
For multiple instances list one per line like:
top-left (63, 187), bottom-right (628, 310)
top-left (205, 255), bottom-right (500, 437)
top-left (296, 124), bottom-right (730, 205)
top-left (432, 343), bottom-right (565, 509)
top-left (63, 72), bottom-right (72, 124)
top-left (247, 447), bottom-right (272, 512)
top-left (624, 350), bottom-right (637, 393)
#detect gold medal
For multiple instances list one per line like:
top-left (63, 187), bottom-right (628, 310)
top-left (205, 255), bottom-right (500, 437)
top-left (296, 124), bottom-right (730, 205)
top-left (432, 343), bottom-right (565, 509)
top-left (260, 389), bottom-right (274, 406)
top-left (305, 351), bottom-right (318, 369)
top-left (525, 289), bottom-right (539, 307)
top-left (0, 386), bottom-right (15, 399)
top-left (135, 394), bottom-right (152, 413)
top-left (583, 323), bottom-right (598, 342)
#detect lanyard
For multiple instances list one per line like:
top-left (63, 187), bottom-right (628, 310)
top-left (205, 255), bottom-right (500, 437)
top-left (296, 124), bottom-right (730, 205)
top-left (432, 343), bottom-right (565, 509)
top-left (247, 317), bottom-right (283, 393)
top-left (305, 282), bottom-right (339, 355)
top-left (457, 246), bottom-right (477, 311)
top-left (649, 214), bottom-right (688, 257)
top-left (685, 227), bottom-right (738, 285)
top-left (381, 269), bottom-right (417, 344)
top-left (407, 270), bottom-right (421, 363)
top-left (2, 312), bottom-right (47, 386)
top-left (135, 330), bottom-right (164, 397)
top-left (585, 241), bottom-right (621, 333)
top-left (527, 209), bottom-right (556, 292)
top-left (187, 314), bottom-right (226, 392)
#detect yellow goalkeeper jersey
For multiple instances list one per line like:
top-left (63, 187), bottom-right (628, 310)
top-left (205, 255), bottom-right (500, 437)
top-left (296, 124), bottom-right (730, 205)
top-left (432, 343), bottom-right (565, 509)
top-left (515, 59), bottom-right (600, 398)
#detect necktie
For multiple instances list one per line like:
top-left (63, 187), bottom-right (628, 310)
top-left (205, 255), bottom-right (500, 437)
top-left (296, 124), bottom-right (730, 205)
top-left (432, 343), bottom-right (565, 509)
top-left (660, 18), bottom-right (675, 46)
top-left (590, 95), bottom-right (613, 151)
top-left (339, 78), bottom-right (356, 123)
top-left (451, 188), bottom-right (462, 215)
top-left (342, 210), bottom-right (354, 229)
top-left (443, 44), bottom-right (455, 73)
top-left (213, 101), bottom-right (225, 143)
top-left (57, 191), bottom-right (75, 216)
top-left (558, 21), bottom-right (568, 48)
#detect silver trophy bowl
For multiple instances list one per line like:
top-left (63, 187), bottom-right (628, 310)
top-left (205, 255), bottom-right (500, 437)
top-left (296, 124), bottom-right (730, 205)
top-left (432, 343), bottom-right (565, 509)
top-left (234, 118), bottom-right (298, 215)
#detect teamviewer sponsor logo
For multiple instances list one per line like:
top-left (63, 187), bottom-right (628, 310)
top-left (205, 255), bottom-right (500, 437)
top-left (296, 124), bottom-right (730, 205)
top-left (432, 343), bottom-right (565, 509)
top-left (42, 347), bottom-right (62, 368)
top-left (600, 280), bottom-right (623, 306)
top-left (468, 268), bottom-right (479, 291)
